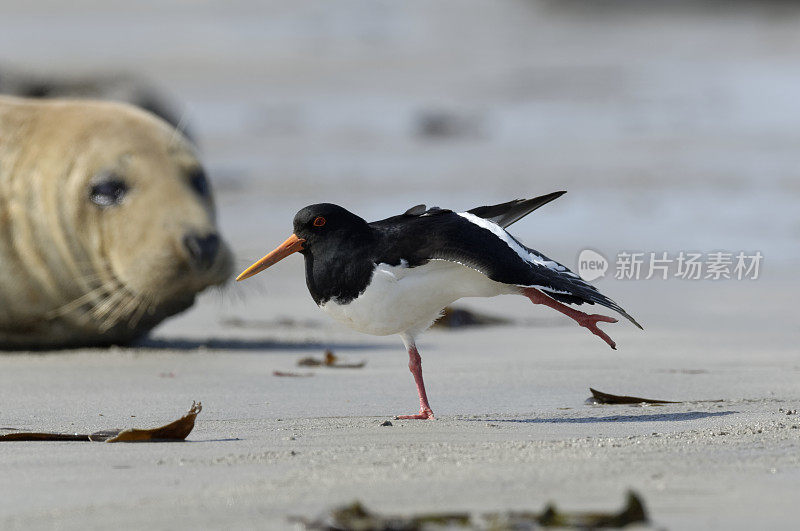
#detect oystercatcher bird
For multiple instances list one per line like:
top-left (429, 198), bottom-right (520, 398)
top-left (237, 191), bottom-right (642, 419)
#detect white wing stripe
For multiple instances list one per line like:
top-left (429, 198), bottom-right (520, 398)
top-left (457, 212), bottom-right (576, 276)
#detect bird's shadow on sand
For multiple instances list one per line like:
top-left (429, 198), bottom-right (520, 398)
top-left (472, 410), bottom-right (737, 423)
top-left (135, 337), bottom-right (393, 352)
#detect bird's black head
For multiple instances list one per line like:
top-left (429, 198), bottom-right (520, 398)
top-left (236, 203), bottom-right (371, 282)
top-left (292, 203), bottom-right (370, 252)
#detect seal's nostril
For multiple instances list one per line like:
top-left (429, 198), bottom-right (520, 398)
top-left (183, 232), bottom-right (220, 270)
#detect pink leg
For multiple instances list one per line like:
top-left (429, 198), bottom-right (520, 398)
top-left (395, 342), bottom-right (435, 420)
top-left (522, 287), bottom-right (618, 349)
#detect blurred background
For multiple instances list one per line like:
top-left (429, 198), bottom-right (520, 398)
top-left (1, 0), bottom-right (796, 348)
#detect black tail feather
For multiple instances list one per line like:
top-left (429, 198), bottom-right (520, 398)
top-left (546, 287), bottom-right (643, 330)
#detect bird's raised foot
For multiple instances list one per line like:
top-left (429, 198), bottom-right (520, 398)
top-left (395, 408), bottom-right (435, 420)
top-left (576, 314), bottom-right (618, 350)
top-left (522, 288), bottom-right (621, 349)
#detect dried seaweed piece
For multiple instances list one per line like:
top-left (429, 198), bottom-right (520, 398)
top-left (486, 491), bottom-right (647, 528)
top-left (433, 306), bottom-right (512, 329)
top-left (0, 402), bottom-right (201, 443)
top-left (588, 388), bottom-right (679, 405)
top-left (273, 371), bottom-right (314, 377)
top-left (94, 402), bottom-right (202, 442)
top-left (537, 491), bottom-right (646, 528)
top-left (293, 501), bottom-right (470, 530)
top-left (294, 492), bottom-right (648, 530)
top-left (0, 432), bottom-right (90, 442)
top-left (297, 350), bottom-right (366, 369)
top-left (297, 355), bottom-right (324, 366)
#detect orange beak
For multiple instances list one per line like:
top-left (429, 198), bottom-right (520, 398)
top-left (236, 233), bottom-right (305, 281)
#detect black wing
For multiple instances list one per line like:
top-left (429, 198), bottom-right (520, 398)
top-left (467, 191), bottom-right (566, 228)
top-left (370, 208), bottom-right (642, 329)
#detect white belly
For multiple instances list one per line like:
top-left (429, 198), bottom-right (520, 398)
top-left (319, 260), bottom-right (515, 336)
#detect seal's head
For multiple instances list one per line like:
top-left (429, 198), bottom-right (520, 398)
top-left (0, 96), bottom-right (233, 348)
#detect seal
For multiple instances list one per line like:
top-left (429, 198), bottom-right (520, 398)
top-left (0, 95), bottom-right (233, 349)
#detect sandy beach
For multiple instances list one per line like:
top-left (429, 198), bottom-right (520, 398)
top-left (1, 1), bottom-right (798, 529)
top-left (1, 275), bottom-right (797, 529)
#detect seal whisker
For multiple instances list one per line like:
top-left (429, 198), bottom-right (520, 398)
top-left (99, 277), bottom-right (162, 331)
top-left (74, 272), bottom-right (108, 284)
top-left (113, 290), bottom-right (147, 329)
top-left (130, 289), bottom-right (162, 329)
top-left (48, 284), bottom-right (112, 318)
top-left (92, 286), bottom-right (128, 322)
top-left (128, 294), bottom-right (152, 328)
top-left (168, 108), bottom-right (190, 148)
top-left (97, 284), bottom-right (142, 331)
top-left (207, 280), bottom-right (250, 308)
top-left (50, 259), bottom-right (161, 332)
top-left (84, 263), bottom-right (135, 320)
top-left (97, 299), bottom-right (129, 332)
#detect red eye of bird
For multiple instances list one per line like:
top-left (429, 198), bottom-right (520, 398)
top-left (313, 216), bottom-right (326, 227)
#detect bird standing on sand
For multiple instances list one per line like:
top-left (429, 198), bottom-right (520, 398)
top-left (237, 191), bottom-right (642, 419)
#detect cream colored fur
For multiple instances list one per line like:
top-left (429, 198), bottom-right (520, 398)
top-left (0, 95), bottom-right (232, 348)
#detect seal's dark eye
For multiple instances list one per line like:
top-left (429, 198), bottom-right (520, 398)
top-left (313, 216), bottom-right (326, 227)
top-left (90, 177), bottom-right (128, 207)
top-left (189, 168), bottom-right (209, 197)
